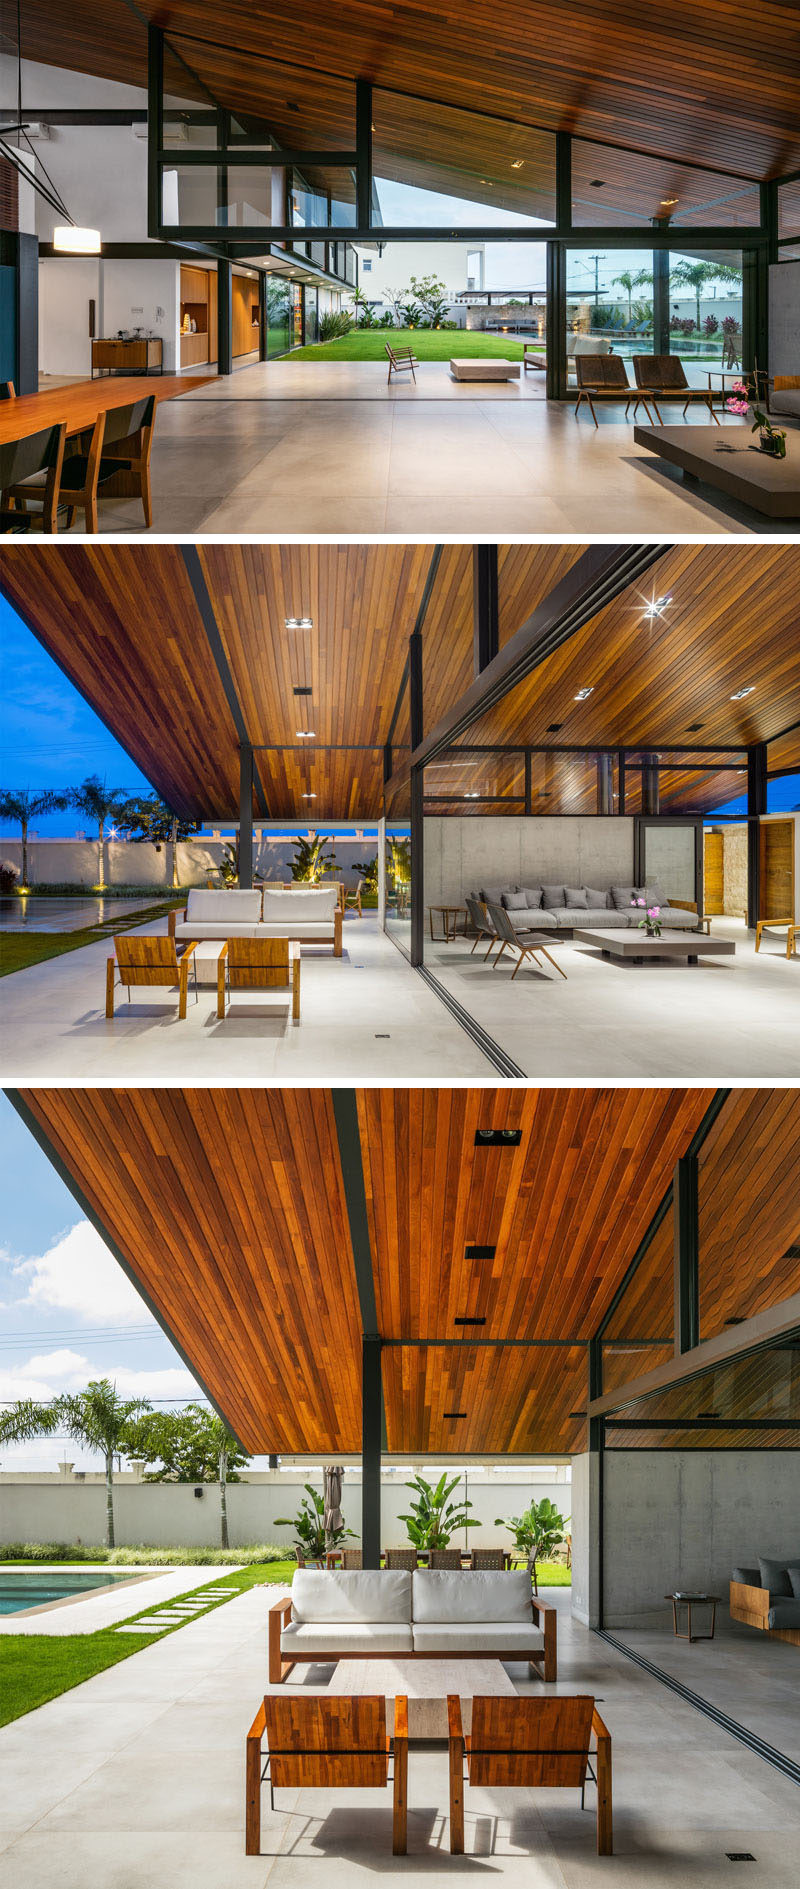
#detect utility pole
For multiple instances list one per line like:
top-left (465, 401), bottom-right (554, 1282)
top-left (587, 253), bottom-right (607, 307)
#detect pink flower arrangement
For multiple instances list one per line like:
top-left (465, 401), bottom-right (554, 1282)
top-left (726, 379), bottom-right (750, 417)
top-left (634, 896), bottom-right (662, 936)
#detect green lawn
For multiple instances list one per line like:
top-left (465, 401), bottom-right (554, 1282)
top-left (290, 328), bottom-right (535, 363)
top-left (0, 900), bottom-right (183, 979)
top-left (1, 1560), bottom-right (295, 1727)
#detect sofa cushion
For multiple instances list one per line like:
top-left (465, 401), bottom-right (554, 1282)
top-left (258, 921), bottom-right (336, 939)
top-left (611, 885), bottom-right (640, 911)
top-left (521, 910), bottom-right (557, 930)
top-left (789, 1567), bottom-right (800, 1601)
top-left (412, 1621), bottom-right (543, 1655)
top-left (583, 888), bottom-right (611, 909)
top-left (185, 889), bottom-right (262, 922)
top-left (768, 1598), bottom-right (800, 1632)
top-left (540, 884), bottom-right (566, 907)
top-left (174, 921), bottom-right (261, 941)
top-left (564, 887), bottom-right (588, 909)
top-left (502, 890), bottom-right (529, 910)
top-left (645, 883), bottom-right (669, 908)
top-left (412, 1569), bottom-right (532, 1624)
top-left (659, 909), bottom-right (696, 929)
top-left (262, 888), bottom-right (338, 922)
top-left (585, 908), bottom-right (629, 929)
top-left (732, 1566), bottom-right (762, 1587)
top-left (758, 1557), bottom-right (800, 1598)
top-left (520, 886), bottom-right (543, 908)
top-left (291, 1568), bottom-right (411, 1624)
top-left (548, 909), bottom-right (579, 929)
top-left (480, 885), bottom-right (513, 905)
top-left (282, 1621), bottom-right (414, 1655)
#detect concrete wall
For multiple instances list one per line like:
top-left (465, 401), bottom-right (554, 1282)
top-left (601, 1450), bottom-right (800, 1626)
top-left (769, 258), bottom-right (800, 378)
top-left (0, 1465), bottom-right (571, 1552)
top-left (423, 816), bottom-right (635, 917)
top-left (720, 824), bottom-right (748, 918)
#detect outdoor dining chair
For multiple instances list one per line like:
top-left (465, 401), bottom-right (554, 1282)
top-left (574, 354), bottom-right (655, 426)
top-left (386, 341), bottom-right (419, 383)
top-left (345, 876), bottom-right (365, 916)
top-left (3, 395), bottom-right (157, 533)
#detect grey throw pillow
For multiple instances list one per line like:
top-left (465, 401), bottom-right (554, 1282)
top-left (541, 884), bottom-right (566, 908)
top-left (611, 884), bottom-right (639, 911)
top-left (789, 1567), bottom-right (800, 1601)
top-left (480, 885), bottom-right (507, 905)
top-left (564, 887), bottom-right (588, 909)
top-left (502, 890), bottom-right (528, 910)
top-left (645, 883), bottom-right (669, 908)
top-left (583, 887), bottom-right (608, 909)
top-left (758, 1556), bottom-right (800, 1597)
top-left (732, 1566), bottom-right (762, 1587)
top-left (520, 886), bottom-right (543, 908)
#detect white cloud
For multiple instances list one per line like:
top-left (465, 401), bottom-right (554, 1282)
top-left (0, 1352), bottom-right (201, 1470)
top-left (12, 1221), bottom-right (149, 1325)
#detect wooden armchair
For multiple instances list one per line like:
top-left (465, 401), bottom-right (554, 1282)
top-left (246, 1693), bottom-right (408, 1856)
top-left (574, 353), bottom-right (654, 427)
top-left (448, 1693), bottom-right (611, 1856)
top-left (105, 936), bottom-right (197, 1019)
top-left (632, 354), bottom-right (719, 424)
top-left (216, 938), bottom-right (300, 1021)
top-left (386, 341), bottom-right (419, 383)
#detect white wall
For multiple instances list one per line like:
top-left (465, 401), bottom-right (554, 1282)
top-left (0, 838), bottom-right (379, 890)
top-left (0, 1465), bottom-right (571, 1551)
top-left (601, 1450), bottom-right (800, 1626)
top-left (570, 1453), bottom-right (600, 1627)
top-left (423, 816), bottom-right (635, 912)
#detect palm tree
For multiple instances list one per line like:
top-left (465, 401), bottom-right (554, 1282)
top-left (0, 1380), bottom-right (150, 1548)
top-left (670, 260), bottom-right (741, 334)
top-left (69, 776), bottom-right (130, 887)
top-left (0, 788), bottom-right (70, 888)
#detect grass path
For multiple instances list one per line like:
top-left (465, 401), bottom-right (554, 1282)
top-left (290, 328), bottom-right (536, 363)
top-left (0, 899), bottom-right (183, 978)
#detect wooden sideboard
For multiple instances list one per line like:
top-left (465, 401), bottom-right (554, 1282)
top-left (91, 338), bottom-right (163, 377)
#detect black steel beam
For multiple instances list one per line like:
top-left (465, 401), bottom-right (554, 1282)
top-left (258, 273), bottom-right (268, 361)
top-left (147, 26), bottom-right (163, 242)
top-left (157, 146), bottom-right (357, 168)
top-left (3, 1092), bottom-right (248, 1453)
top-left (747, 742), bottom-right (767, 929)
top-left (411, 545), bottom-right (668, 770)
top-left (331, 1091), bottom-right (384, 1562)
top-left (217, 257), bottom-right (233, 376)
top-left (239, 745), bottom-right (254, 889)
top-left (158, 223), bottom-right (767, 247)
top-left (473, 546), bottom-right (499, 675)
top-left (673, 1155), bottom-right (699, 1356)
top-left (597, 754), bottom-right (613, 816)
top-left (362, 1336), bottom-right (382, 1567)
top-left (524, 750), bottom-right (532, 815)
top-left (179, 547), bottom-right (269, 817)
top-left (410, 761), bottom-right (424, 968)
top-left (356, 80), bottom-right (373, 229)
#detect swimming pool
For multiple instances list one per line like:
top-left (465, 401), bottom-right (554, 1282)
top-left (0, 1568), bottom-right (144, 1615)
top-left (0, 896), bottom-right (161, 934)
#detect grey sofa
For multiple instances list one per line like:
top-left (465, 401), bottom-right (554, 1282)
top-left (472, 882), bottom-right (701, 937)
top-left (730, 1557), bottom-right (800, 1644)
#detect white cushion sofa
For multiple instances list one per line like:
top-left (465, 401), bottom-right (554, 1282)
top-left (268, 1568), bottom-right (556, 1684)
top-left (169, 887), bottom-right (342, 962)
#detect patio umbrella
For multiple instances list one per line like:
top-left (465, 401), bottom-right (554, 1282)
top-left (323, 1464), bottom-right (344, 1539)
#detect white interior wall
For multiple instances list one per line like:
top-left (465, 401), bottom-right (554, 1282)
top-left (423, 816), bottom-right (635, 913)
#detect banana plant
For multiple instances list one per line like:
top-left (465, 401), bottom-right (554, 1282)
top-left (494, 1497), bottom-right (569, 1593)
top-left (398, 1472), bottom-right (481, 1552)
top-left (275, 1484), bottom-right (354, 1564)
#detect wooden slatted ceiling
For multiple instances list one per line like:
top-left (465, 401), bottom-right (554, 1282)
top-left (607, 1344), bottom-right (800, 1449)
top-left (10, 2), bottom-right (800, 181)
top-left (382, 1343), bottom-right (590, 1456)
top-left (19, 1089), bottom-right (363, 1455)
top-left (461, 544), bottom-right (800, 756)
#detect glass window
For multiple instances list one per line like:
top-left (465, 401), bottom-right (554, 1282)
top-left (424, 750), bottom-right (525, 812)
top-left (600, 1204), bottom-right (674, 1397)
top-left (264, 278), bottom-right (292, 358)
top-left (372, 89), bottom-right (556, 226)
top-left (778, 178), bottom-right (800, 239)
top-left (604, 1339), bottom-right (800, 1449)
top-left (565, 246), bottom-right (744, 390)
top-left (697, 1092), bottom-right (800, 1341)
top-left (572, 140), bottom-right (761, 229)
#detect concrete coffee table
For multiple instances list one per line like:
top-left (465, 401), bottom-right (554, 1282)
top-left (330, 1656), bottom-right (517, 1740)
top-left (450, 358), bottom-right (520, 381)
top-left (633, 424), bottom-right (800, 519)
top-left (573, 928), bottom-right (735, 966)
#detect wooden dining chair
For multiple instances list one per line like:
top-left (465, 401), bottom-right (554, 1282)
top-left (216, 938), bottom-right (300, 1021)
top-left (448, 1693), bottom-right (612, 1856)
top-left (3, 396), bottom-right (157, 533)
top-left (246, 1694), bottom-right (408, 1856)
top-left (471, 1548), bottom-right (506, 1571)
top-left (340, 1547), bottom-right (363, 1569)
top-left (106, 936), bottom-right (197, 1019)
top-left (1, 424), bottom-right (66, 533)
top-left (385, 1548), bottom-right (418, 1570)
top-left (0, 382), bottom-right (16, 399)
top-left (430, 1549), bottom-right (463, 1568)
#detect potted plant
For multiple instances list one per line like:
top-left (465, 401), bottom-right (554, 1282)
top-left (633, 895), bottom-right (662, 939)
top-left (275, 1484), bottom-right (355, 1567)
top-left (398, 1472), bottom-right (481, 1554)
top-left (726, 380), bottom-right (787, 458)
top-left (495, 1497), bottom-right (570, 1594)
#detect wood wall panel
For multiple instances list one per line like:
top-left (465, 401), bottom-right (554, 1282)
top-left (760, 818), bottom-right (794, 921)
top-left (19, 1089), bottom-right (364, 1455)
top-left (11, 2), bottom-right (799, 182)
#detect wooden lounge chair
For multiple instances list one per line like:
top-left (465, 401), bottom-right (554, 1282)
top-left (106, 936), bottom-right (197, 1019)
top-left (1, 424), bottom-right (66, 534)
top-left (448, 1693), bottom-right (612, 1856)
top-left (386, 341), bottom-right (419, 384)
top-left (246, 1694), bottom-right (408, 1856)
top-left (465, 894), bottom-right (502, 960)
top-left (216, 938), bottom-right (300, 1021)
top-left (574, 354), bottom-right (655, 427)
top-left (632, 354), bottom-right (719, 424)
top-left (485, 902), bottom-right (568, 980)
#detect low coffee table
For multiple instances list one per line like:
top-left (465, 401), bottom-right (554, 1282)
top-left (450, 358), bottom-right (520, 381)
top-left (330, 1656), bottom-right (516, 1740)
top-left (572, 928), bottom-right (735, 966)
top-left (634, 424), bottom-right (800, 519)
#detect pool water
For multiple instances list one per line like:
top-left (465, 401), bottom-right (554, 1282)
top-left (0, 896), bottom-right (160, 934)
top-left (0, 1568), bottom-right (138, 1614)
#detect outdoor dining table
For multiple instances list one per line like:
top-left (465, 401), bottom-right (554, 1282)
top-left (0, 374), bottom-right (208, 449)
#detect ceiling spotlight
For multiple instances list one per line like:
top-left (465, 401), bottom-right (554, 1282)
top-left (589, 179), bottom-right (606, 188)
top-left (301, 792), bottom-right (317, 799)
top-left (296, 729), bottom-right (317, 738)
top-left (643, 595), bottom-right (672, 618)
top-left (730, 686), bottom-right (755, 700)
top-left (466, 791), bottom-right (480, 798)
top-left (659, 197), bottom-right (678, 207)
top-left (285, 616), bottom-right (313, 629)
top-left (510, 158), bottom-right (524, 170)
top-left (574, 686), bottom-right (594, 701)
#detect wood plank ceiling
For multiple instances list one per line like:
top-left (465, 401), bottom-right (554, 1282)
top-left (7, 1), bottom-right (799, 182)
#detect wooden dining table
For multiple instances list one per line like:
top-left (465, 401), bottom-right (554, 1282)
top-left (0, 374), bottom-right (209, 448)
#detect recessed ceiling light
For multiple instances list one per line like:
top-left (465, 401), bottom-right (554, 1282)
top-left (730, 686), bottom-right (755, 700)
top-left (301, 792), bottom-right (316, 799)
top-left (293, 685), bottom-right (312, 696)
top-left (510, 158), bottom-right (524, 170)
top-left (643, 595), bottom-right (672, 618)
top-left (474, 1128), bottom-right (522, 1147)
top-left (574, 686), bottom-right (594, 701)
top-left (443, 1411), bottom-right (468, 1420)
top-left (454, 1315), bottom-right (487, 1327)
top-left (660, 197), bottom-right (678, 206)
top-left (546, 722), bottom-right (562, 733)
top-left (296, 729), bottom-right (316, 738)
top-left (285, 616), bottom-right (313, 629)
top-left (687, 722), bottom-right (705, 732)
top-left (466, 791), bottom-right (480, 798)
top-left (590, 179), bottom-right (606, 188)
top-left (465, 1245), bottom-right (495, 1260)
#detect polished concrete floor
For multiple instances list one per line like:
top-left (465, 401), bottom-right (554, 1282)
top-left (611, 1614), bottom-right (800, 1763)
top-left (51, 359), bottom-right (779, 536)
top-left (425, 917), bottom-right (800, 1078)
top-left (2, 1586), bottom-right (799, 1888)
top-left (3, 914), bottom-right (797, 1080)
